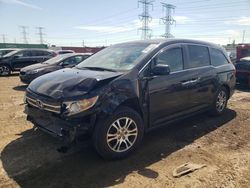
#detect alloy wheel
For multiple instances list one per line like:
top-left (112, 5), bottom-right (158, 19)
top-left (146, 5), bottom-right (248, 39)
top-left (0, 66), bottom-right (10, 76)
top-left (216, 90), bottom-right (227, 112)
top-left (106, 117), bottom-right (138, 153)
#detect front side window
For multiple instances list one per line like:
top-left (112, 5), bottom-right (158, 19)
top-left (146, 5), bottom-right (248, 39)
top-left (74, 56), bottom-right (83, 63)
top-left (15, 51), bottom-right (31, 57)
top-left (187, 45), bottom-right (210, 68)
top-left (62, 56), bottom-right (83, 65)
top-left (155, 48), bottom-right (183, 72)
top-left (210, 48), bottom-right (229, 66)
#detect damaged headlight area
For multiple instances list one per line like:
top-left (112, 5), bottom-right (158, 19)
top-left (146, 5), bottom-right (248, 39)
top-left (63, 96), bottom-right (99, 116)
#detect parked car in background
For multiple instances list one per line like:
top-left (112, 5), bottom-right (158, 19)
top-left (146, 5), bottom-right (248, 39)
top-left (24, 39), bottom-right (235, 159)
top-left (56, 50), bottom-right (75, 55)
top-left (235, 57), bottom-right (250, 87)
top-left (0, 49), bottom-right (56, 76)
top-left (0, 48), bottom-right (18, 57)
top-left (20, 53), bottom-right (92, 84)
top-left (236, 43), bottom-right (250, 61)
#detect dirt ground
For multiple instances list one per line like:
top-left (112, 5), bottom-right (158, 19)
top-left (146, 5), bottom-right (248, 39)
top-left (0, 75), bottom-right (250, 188)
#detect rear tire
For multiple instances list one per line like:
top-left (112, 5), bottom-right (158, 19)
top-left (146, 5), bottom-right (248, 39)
top-left (93, 106), bottom-right (144, 159)
top-left (210, 87), bottom-right (228, 116)
top-left (0, 65), bottom-right (11, 76)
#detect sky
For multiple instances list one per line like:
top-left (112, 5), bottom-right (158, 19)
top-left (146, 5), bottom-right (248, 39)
top-left (0, 0), bottom-right (250, 47)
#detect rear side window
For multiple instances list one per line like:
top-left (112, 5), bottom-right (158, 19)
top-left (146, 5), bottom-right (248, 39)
top-left (155, 48), bottom-right (184, 72)
top-left (210, 48), bottom-right (229, 66)
top-left (31, 51), bottom-right (51, 56)
top-left (31, 51), bottom-right (43, 56)
top-left (186, 45), bottom-right (210, 68)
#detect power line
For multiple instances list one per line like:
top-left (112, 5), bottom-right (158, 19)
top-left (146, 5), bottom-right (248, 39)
top-left (1, 34), bottom-right (6, 43)
top-left (19, 26), bottom-right (28, 44)
top-left (36, 27), bottom-right (45, 44)
top-left (161, 3), bottom-right (176, 38)
top-left (138, 0), bottom-right (154, 40)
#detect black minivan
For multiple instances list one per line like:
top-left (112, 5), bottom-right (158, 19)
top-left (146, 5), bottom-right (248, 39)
top-left (0, 49), bottom-right (55, 76)
top-left (24, 39), bottom-right (236, 159)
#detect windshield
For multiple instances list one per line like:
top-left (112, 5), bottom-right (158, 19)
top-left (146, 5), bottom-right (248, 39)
top-left (76, 43), bottom-right (158, 71)
top-left (42, 54), bottom-right (69, 64)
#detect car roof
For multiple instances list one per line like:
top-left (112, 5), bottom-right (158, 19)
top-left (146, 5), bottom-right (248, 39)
top-left (120, 38), bottom-right (221, 49)
top-left (57, 53), bottom-right (92, 58)
top-left (0, 48), bottom-right (18, 51)
top-left (22, 48), bottom-right (54, 51)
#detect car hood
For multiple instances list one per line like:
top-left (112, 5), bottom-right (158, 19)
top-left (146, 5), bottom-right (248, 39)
top-left (28, 68), bottom-right (123, 100)
top-left (21, 63), bottom-right (52, 72)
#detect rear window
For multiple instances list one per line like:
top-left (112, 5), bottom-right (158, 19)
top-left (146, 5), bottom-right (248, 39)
top-left (210, 48), bottom-right (229, 66)
top-left (186, 45), bottom-right (210, 69)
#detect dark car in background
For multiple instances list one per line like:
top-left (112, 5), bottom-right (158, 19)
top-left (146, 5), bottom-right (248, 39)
top-left (24, 39), bottom-right (235, 159)
top-left (20, 53), bottom-right (92, 84)
top-left (0, 48), bottom-right (18, 57)
top-left (56, 50), bottom-right (75, 55)
top-left (0, 49), bottom-right (56, 76)
top-left (235, 57), bottom-right (250, 87)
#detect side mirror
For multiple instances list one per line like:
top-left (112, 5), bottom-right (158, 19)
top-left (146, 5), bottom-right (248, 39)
top-left (151, 64), bottom-right (170, 75)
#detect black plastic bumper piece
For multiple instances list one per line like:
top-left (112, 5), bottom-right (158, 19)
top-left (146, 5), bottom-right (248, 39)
top-left (25, 105), bottom-right (79, 139)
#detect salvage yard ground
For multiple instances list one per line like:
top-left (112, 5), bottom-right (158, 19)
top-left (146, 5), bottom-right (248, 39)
top-left (0, 75), bottom-right (250, 188)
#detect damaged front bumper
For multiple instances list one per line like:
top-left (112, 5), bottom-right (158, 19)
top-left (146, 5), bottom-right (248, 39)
top-left (24, 105), bottom-right (94, 142)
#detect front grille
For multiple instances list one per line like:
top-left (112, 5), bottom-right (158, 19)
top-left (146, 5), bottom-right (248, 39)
top-left (26, 96), bottom-right (61, 114)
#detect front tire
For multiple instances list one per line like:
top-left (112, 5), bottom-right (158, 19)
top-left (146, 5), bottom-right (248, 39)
top-left (210, 87), bottom-right (229, 116)
top-left (0, 65), bottom-right (11, 76)
top-left (93, 106), bottom-right (144, 159)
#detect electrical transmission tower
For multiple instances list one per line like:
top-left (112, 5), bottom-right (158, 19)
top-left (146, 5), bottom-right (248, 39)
top-left (19, 26), bottom-right (28, 44)
top-left (160, 2), bottom-right (176, 38)
top-left (138, 0), bottom-right (154, 40)
top-left (36, 27), bottom-right (45, 44)
top-left (1, 34), bottom-right (6, 43)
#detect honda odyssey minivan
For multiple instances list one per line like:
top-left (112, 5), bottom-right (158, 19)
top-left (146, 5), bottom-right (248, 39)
top-left (24, 39), bottom-right (236, 159)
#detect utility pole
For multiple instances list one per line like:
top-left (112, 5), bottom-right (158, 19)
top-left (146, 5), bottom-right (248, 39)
top-left (1, 34), bottom-right (6, 43)
top-left (242, 30), bottom-right (246, 43)
top-left (36, 27), bottom-right (45, 44)
top-left (19, 26), bottom-right (28, 44)
top-left (138, 0), bottom-right (154, 40)
top-left (160, 2), bottom-right (176, 38)
top-left (82, 40), bottom-right (85, 47)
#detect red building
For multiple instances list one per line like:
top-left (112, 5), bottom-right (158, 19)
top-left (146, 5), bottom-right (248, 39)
top-left (236, 43), bottom-right (250, 61)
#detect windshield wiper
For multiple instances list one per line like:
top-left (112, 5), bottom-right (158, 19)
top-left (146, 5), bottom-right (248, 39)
top-left (77, 66), bottom-right (117, 72)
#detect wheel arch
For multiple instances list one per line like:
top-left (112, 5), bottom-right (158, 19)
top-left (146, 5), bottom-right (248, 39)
top-left (221, 84), bottom-right (230, 99)
top-left (0, 63), bottom-right (12, 70)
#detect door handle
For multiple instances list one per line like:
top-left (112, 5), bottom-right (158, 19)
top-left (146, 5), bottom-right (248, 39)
top-left (181, 77), bottom-right (200, 86)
